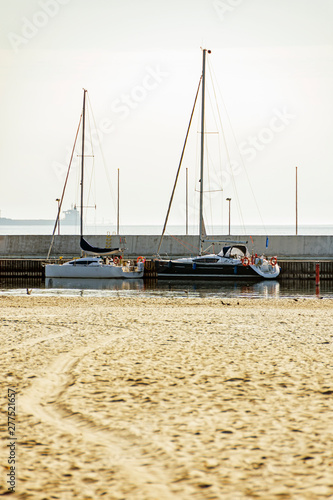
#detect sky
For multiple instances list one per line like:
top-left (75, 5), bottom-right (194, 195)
top-left (0, 0), bottom-right (333, 233)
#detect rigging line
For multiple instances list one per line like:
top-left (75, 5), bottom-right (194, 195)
top-left (157, 76), bottom-right (202, 255)
top-left (207, 59), bottom-right (246, 234)
top-left (199, 73), bottom-right (225, 235)
top-left (80, 89), bottom-right (86, 238)
top-left (194, 93), bottom-right (201, 230)
top-left (85, 100), bottom-right (96, 220)
top-left (206, 82), bottom-right (223, 185)
top-left (87, 93), bottom-right (117, 215)
top-left (165, 232), bottom-right (200, 253)
top-left (204, 139), bottom-right (214, 236)
top-left (75, 153), bottom-right (81, 215)
top-left (195, 188), bottom-right (223, 193)
top-left (203, 89), bottom-right (224, 234)
top-left (200, 97), bottom-right (213, 234)
top-left (209, 60), bottom-right (267, 235)
top-left (200, 143), bottom-right (223, 192)
top-left (47, 113), bottom-right (82, 260)
top-left (165, 232), bottom-right (211, 255)
top-left (206, 79), bottom-right (225, 228)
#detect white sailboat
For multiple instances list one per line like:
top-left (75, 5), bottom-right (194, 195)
top-left (45, 255), bottom-right (144, 279)
top-left (45, 89), bottom-right (144, 279)
top-left (155, 49), bottom-right (280, 280)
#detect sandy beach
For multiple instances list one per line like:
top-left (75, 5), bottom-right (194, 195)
top-left (1, 295), bottom-right (333, 499)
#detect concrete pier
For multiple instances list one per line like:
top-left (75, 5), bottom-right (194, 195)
top-left (0, 234), bottom-right (333, 281)
top-left (0, 234), bottom-right (333, 260)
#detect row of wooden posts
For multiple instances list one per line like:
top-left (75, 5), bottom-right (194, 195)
top-left (0, 259), bottom-right (333, 281)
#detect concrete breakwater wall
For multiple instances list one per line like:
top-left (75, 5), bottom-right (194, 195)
top-left (0, 234), bottom-right (332, 260)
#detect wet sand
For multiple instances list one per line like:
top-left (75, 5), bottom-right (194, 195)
top-left (1, 296), bottom-right (333, 499)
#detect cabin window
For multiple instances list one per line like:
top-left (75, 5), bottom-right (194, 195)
top-left (194, 258), bottom-right (219, 263)
top-left (69, 260), bottom-right (91, 265)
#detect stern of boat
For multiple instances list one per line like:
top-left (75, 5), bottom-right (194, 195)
top-left (249, 259), bottom-right (280, 279)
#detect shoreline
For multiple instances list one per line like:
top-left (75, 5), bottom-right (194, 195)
top-left (1, 296), bottom-right (333, 499)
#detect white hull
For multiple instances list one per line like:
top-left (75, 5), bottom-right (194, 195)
top-left (45, 258), bottom-right (144, 279)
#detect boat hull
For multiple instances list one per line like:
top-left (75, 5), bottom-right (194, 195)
top-left (155, 259), bottom-right (280, 280)
top-left (45, 264), bottom-right (144, 279)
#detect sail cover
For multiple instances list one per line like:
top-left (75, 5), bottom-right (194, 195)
top-left (80, 236), bottom-right (121, 255)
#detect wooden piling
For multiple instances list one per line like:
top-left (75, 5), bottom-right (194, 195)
top-left (0, 259), bottom-right (45, 278)
top-left (0, 258), bottom-right (332, 281)
top-left (143, 259), bottom-right (157, 280)
top-left (278, 260), bottom-right (333, 280)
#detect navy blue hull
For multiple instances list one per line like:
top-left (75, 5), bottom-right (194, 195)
top-left (154, 260), bottom-right (270, 280)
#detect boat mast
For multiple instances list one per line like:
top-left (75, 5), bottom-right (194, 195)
top-left (199, 49), bottom-right (210, 255)
top-left (80, 89), bottom-right (87, 238)
top-left (78, 88), bottom-right (121, 256)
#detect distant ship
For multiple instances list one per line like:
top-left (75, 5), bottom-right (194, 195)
top-left (0, 206), bottom-right (80, 225)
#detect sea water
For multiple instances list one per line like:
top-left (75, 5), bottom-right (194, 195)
top-left (0, 277), bottom-right (332, 299)
top-left (1, 224), bottom-right (333, 236)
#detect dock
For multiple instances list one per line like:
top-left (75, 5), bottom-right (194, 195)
top-left (0, 258), bottom-right (333, 281)
top-left (0, 232), bottom-right (333, 282)
top-left (0, 259), bottom-right (46, 278)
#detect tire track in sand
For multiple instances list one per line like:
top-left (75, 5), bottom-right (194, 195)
top-left (19, 334), bottom-right (181, 500)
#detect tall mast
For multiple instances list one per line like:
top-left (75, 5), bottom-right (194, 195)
top-left (80, 89), bottom-right (87, 238)
top-left (199, 49), bottom-right (210, 255)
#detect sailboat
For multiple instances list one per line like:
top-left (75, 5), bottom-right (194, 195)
top-left (45, 89), bottom-right (144, 279)
top-left (154, 49), bottom-right (280, 280)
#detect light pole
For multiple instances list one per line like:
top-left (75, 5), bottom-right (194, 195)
top-left (295, 166), bottom-right (298, 236)
top-left (56, 198), bottom-right (60, 235)
top-left (117, 169), bottom-right (120, 235)
top-left (186, 167), bottom-right (188, 235)
top-left (226, 197), bottom-right (231, 235)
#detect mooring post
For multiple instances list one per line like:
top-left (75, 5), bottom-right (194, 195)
top-left (315, 262), bottom-right (320, 286)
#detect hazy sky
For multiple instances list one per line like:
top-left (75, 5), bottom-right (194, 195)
top-left (1, 0), bottom-right (332, 233)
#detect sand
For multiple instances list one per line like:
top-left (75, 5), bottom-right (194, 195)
top-left (1, 295), bottom-right (333, 499)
